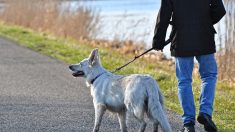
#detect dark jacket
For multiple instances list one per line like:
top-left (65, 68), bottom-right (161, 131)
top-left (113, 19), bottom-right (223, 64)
top-left (152, 0), bottom-right (226, 57)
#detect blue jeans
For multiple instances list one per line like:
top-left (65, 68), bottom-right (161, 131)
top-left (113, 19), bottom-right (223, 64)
top-left (175, 54), bottom-right (217, 125)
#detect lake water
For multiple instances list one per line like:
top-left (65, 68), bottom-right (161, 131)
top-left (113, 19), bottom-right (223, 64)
top-left (68, 0), bottom-right (161, 45)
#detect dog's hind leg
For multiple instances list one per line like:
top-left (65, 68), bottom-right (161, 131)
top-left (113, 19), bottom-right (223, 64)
top-left (117, 111), bottom-right (128, 132)
top-left (93, 104), bottom-right (106, 132)
top-left (138, 119), bottom-right (146, 132)
top-left (153, 122), bottom-right (159, 132)
top-left (133, 108), bottom-right (146, 132)
top-left (147, 112), bottom-right (159, 132)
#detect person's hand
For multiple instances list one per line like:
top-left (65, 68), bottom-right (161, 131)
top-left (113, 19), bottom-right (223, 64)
top-left (152, 39), bottom-right (164, 51)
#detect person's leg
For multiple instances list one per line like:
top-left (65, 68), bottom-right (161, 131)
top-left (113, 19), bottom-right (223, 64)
top-left (196, 54), bottom-right (218, 131)
top-left (196, 54), bottom-right (217, 117)
top-left (175, 56), bottom-right (195, 125)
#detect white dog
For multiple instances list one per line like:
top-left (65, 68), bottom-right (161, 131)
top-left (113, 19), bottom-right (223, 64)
top-left (69, 49), bottom-right (172, 132)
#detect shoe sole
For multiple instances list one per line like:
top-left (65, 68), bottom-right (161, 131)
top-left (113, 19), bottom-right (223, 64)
top-left (197, 116), bottom-right (217, 132)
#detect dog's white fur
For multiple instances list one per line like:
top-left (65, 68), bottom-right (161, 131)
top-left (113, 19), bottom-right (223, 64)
top-left (69, 49), bottom-right (172, 132)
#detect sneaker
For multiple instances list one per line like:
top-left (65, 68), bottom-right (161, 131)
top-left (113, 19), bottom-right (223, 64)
top-left (179, 123), bottom-right (195, 132)
top-left (197, 113), bottom-right (218, 132)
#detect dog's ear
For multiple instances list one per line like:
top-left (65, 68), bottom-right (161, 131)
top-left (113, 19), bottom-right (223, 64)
top-left (88, 48), bottom-right (99, 66)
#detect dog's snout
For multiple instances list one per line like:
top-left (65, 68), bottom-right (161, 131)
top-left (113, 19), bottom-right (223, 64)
top-left (69, 65), bottom-right (73, 70)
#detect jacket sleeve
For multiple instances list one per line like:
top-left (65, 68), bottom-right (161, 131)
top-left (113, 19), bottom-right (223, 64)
top-left (152, 0), bottom-right (173, 50)
top-left (210, 0), bottom-right (226, 25)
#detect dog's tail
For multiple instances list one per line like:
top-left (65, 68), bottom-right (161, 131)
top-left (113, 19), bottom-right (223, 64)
top-left (147, 79), bottom-right (172, 132)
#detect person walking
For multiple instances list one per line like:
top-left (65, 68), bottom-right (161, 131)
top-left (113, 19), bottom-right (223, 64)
top-left (152, 0), bottom-right (226, 131)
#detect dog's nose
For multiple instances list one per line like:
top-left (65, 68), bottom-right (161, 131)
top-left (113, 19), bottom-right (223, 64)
top-left (69, 65), bottom-right (73, 70)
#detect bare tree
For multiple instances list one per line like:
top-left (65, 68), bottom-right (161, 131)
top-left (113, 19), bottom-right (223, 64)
top-left (217, 0), bottom-right (235, 84)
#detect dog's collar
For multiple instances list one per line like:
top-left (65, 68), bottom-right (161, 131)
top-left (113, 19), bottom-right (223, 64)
top-left (90, 72), bottom-right (106, 84)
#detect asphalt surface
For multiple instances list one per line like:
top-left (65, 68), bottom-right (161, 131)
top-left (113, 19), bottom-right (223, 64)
top-left (0, 37), bottom-right (204, 132)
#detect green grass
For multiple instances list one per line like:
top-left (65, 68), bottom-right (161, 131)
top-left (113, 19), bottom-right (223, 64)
top-left (0, 23), bottom-right (234, 131)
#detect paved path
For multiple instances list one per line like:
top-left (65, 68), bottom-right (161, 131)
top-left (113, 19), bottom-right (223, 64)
top-left (0, 37), bottom-right (204, 131)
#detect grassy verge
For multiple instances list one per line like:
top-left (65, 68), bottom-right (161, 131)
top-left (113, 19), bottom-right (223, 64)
top-left (0, 23), bottom-right (234, 131)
